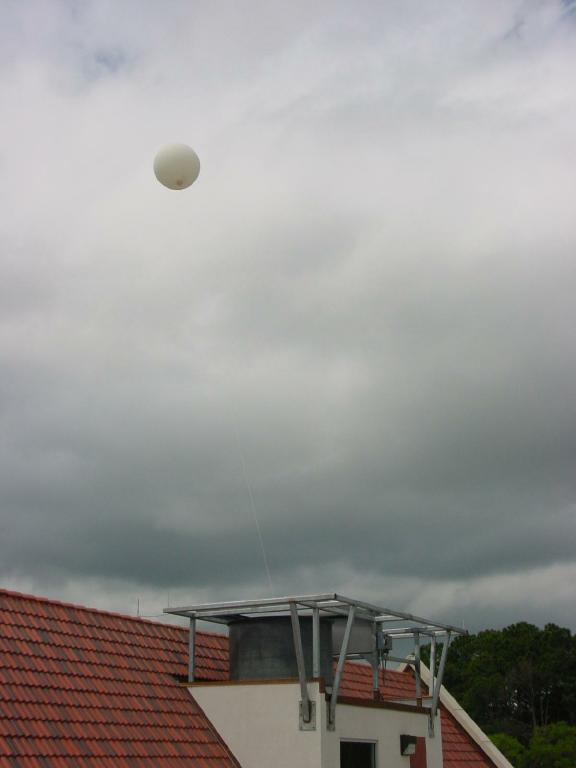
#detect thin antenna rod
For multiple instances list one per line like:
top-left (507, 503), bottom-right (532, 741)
top-left (238, 446), bottom-right (274, 593)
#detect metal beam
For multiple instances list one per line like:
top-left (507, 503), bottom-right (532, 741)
top-left (297, 600), bottom-right (355, 620)
top-left (290, 602), bottom-right (311, 723)
top-left (375, 610), bottom-right (466, 634)
top-left (165, 593), bottom-right (340, 615)
top-left (186, 605), bottom-right (300, 620)
top-left (429, 632), bottom-right (451, 736)
top-left (329, 605), bottom-right (356, 728)
top-left (334, 594), bottom-right (387, 615)
top-left (312, 607), bottom-right (320, 678)
top-left (377, 631), bottom-right (448, 640)
top-left (429, 636), bottom-right (436, 701)
top-left (380, 626), bottom-right (439, 636)
top-left (414, 632), bottom-right (422, 699)
top-left (343, 653), bottom-right (415, 666)
top-left (371, 641), bottom-right (379, 698)
top-left (165, 593), bottom-right (467, 636)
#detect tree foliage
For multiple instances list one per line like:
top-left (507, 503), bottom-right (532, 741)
top-left (525, 722), bottom-right (576, 768)
top-left (422, 622), bottom-right (576, 749)
top-left (489, 733), bottom-right (526, 765)
top-left (489, 725), bottom-right (576, 768)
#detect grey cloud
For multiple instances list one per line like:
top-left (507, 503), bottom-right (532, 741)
top-left (1, 0), bottom-right (576, 630)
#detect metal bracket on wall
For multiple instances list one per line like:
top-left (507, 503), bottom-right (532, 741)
top-left (428, 712), bottom-right (436, 737)
top-left (290, 602), bottom-right (315, 730)
top-left (299, 700), bottom-right (316, 730)
top-left (326, 696), bottom-right (336, 732)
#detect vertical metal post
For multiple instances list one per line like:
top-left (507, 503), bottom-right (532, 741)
top-left (290, 602), bottom-right (311, 723)
top-left (414, 631), bottom-right (422, 700)
top-left (429, 632), bottom-right (451, 736)
top-left (371, 623), bottom-right (379, 698)
top-left (429, 635), bottom-right (437, 701)
top-left (329, 605), bottom-right (356, 728)
top-left (312, 607), bottom-right (320, 679)
top-left (188, 616), bottom-right (196, 683)
top-left (371, 656), bottom-right (379, 698)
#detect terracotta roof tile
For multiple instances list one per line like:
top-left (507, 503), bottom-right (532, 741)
top-left (0, 589), bottom-right (238, 767)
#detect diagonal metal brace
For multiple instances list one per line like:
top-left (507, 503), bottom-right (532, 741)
top-left (429, 632), bottom-right (451, 736)
top-left (290, 602), bottom-right (313, 727)
top-left (328, 605), bottom-right (356, 729)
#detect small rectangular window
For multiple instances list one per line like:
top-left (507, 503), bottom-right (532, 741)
top-left (340, 740), bottom-right (376, 768)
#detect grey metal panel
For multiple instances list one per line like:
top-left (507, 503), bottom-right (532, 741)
top-left (332, 617), bottom-right (375, 656)
top-left (229, 616), bottom-right (333, 683)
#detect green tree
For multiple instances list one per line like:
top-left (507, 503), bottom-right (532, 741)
top-left (525, 722), bottom-right (576, 768)
top-left (421, 622), bottom-right (576, 742)
top-left (489, 733), bottom-right (526, 766)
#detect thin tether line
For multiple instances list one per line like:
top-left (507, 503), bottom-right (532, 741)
top-left (237, 441), bottom-right (274, 593)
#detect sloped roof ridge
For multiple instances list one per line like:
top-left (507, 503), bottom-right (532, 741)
top-left (0, 587), bottom-right (225, 638)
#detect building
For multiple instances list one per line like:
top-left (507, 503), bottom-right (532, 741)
top-left (0, 588), bottom-right (512, 768)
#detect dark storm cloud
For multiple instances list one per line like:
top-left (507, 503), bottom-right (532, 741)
top-left (4, 498), bottom-right (573, 589)
top-left (1, 0), bottom-right (576, 628)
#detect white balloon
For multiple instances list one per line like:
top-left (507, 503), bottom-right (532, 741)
top-left (153, 144), bottom-right (200, 190)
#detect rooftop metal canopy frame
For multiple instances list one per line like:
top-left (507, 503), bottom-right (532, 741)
top-left (165, 593), bottom-right (467, 733)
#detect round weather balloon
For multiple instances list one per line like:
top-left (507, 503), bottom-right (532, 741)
top-left (153, 144), bottom-right (200, 190)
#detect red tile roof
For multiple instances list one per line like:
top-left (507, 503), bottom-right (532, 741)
top-left (0, 588), bottom-right (497, 768)
top-left (339, 661), bottom-right (497, 768)
top-left (441, 709), bottom-right (496, 768)
top-left (340, 658), bottom-right (418, 700)
top-left (0, 589), bottom-right (238, 767)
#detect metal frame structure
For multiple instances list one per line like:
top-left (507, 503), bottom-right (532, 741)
top-left (165, 593), bottom-right (466, 732)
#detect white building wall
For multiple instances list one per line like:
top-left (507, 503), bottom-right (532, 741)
top-left (191, 681), bottom-right (322, 768)
top-left (321, 701), bottom-right (443, 768)
top-left (190, 682), bottom-right (443, 768)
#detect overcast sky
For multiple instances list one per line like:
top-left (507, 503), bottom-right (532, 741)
top-left (1, 0), bottom-right (575, 631)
